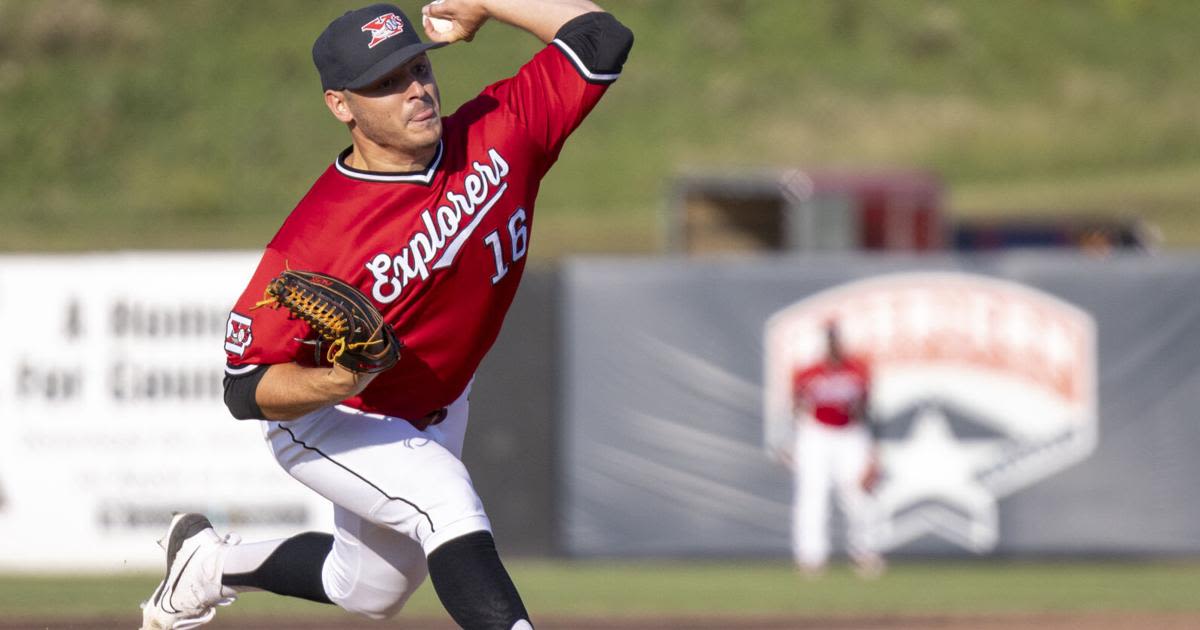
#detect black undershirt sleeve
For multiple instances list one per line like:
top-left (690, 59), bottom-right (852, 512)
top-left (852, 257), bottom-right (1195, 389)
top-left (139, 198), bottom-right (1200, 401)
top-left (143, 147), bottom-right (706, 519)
top-left (223, 365), bottom-right (268, 420)
top-left (554, 11), bottom-right (634, 81)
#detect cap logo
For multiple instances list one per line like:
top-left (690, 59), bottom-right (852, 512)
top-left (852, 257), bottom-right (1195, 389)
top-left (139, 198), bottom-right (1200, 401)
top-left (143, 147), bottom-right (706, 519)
top-left (361, 12), bottom-right (405, 49)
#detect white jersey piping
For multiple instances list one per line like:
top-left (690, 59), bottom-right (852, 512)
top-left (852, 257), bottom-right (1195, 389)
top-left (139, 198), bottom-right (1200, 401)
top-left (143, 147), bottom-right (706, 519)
top-left (335, 140), bottom-right (444, 184)
top-left (551, 39), bottom-right (621, 83)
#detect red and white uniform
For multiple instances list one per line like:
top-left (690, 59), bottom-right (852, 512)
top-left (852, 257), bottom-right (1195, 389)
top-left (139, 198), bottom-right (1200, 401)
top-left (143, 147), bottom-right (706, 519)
top-left (225, 42), bottom-right (610, 422)
top-left (220, 30), bottom-right (623, 618)
top-left (790, 356), bottom-right (880, 571)
top-left (792, 358), bottom-right (871, 428)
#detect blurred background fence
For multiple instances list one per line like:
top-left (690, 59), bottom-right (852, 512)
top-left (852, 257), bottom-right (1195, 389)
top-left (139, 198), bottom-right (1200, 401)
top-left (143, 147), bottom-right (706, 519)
top-left (2, 0), bottom-right (1200, 577)
top-left (3, 251), bottom-right (1199, 569)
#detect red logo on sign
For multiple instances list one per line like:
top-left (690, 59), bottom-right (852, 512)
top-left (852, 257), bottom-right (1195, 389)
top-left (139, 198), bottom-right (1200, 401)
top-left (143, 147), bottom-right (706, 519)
top-left (361, 12), bottom-right (404, 49)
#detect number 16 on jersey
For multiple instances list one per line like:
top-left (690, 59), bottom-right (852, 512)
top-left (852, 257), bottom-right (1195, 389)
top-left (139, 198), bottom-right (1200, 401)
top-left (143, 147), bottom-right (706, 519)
top-left (484, 208), bottom-right (528, 284)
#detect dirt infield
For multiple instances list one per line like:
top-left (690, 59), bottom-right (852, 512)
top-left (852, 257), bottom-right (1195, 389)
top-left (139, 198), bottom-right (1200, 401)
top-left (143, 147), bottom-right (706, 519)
top-left (6, 612), bottom-right (1200, 630)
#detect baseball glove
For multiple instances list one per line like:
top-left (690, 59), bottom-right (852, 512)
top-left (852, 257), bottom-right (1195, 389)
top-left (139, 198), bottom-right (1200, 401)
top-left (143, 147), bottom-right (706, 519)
top-left (253, 269), bottom-right (400, 373)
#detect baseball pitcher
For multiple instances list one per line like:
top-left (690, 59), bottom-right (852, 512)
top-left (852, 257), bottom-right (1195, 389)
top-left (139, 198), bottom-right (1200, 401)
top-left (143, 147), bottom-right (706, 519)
top-left (139, 2), bottom-right (632, 628)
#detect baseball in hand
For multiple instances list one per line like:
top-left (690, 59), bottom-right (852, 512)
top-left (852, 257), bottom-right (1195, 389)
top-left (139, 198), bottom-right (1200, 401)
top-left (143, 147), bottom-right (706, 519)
top-left (424, 0), bottom-right (454, 34)
top-left (427, 15), bottom-right (454, 34)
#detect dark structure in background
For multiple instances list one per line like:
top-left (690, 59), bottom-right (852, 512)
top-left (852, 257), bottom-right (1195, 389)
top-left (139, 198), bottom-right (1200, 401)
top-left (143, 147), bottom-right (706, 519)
top-left (952, 214), bottom-right (1157, 253)
top-left (667, 170), bottom-right (1156, 254)
top-left (465, 270), bottom-right (561, 556)
top-left (667, 170), bottom-right (945, 254)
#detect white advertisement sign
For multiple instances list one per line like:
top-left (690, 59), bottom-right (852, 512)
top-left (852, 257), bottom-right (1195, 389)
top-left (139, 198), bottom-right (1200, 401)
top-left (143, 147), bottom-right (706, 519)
top-left (0, 253), bottom-right (333, 572)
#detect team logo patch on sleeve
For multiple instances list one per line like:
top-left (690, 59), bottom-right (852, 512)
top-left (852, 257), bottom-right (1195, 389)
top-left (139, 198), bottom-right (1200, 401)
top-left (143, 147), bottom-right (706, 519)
top-left (224, 312), bottom-right (254, 356)
top-left (361, 12), bottom-right (404, 48)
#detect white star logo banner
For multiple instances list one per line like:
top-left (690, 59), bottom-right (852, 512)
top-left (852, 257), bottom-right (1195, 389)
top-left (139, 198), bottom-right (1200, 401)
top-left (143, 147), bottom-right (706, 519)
top-left (764, 272), bottom-right (1098, 553)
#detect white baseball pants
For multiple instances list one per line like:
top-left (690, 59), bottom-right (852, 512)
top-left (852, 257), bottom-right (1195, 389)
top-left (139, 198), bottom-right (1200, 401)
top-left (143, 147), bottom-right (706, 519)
top-left (791, 419), bottom-right (877, 570)
top-left (262, 385), bottom-right (491, 619)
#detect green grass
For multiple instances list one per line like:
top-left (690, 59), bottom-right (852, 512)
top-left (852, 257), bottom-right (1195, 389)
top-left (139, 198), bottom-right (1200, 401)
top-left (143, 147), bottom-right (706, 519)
top-left (2, 560), bottom-right (1199, 620)
top-left (2, 1), bottom-right (1200, 253)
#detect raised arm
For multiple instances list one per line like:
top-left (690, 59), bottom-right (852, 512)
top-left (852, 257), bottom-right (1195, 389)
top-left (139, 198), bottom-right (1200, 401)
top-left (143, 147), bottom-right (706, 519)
top-left (421, 0), bottom-right (606, 44)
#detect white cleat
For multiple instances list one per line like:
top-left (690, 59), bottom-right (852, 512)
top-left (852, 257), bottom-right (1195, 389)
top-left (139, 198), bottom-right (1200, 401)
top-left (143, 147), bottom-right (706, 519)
top-left (139, 513), bottom-right (239, 630)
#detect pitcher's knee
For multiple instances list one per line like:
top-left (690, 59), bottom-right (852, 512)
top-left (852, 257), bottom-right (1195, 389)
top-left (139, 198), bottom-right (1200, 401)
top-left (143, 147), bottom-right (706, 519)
top-left (329, 583), bottom-right (416, 620)
top-left (341, 597), bottom-right (405, 621)
top-left (323, 557), bottom-right (426, 621)
top-left (371, 492), bottom-right (489, 553)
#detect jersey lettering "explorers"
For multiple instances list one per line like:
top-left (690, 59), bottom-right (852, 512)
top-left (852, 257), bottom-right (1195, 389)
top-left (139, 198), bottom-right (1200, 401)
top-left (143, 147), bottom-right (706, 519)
top-left (224, 13), bottom-right (630, 422)
top-left (365, 147), bottom-right (510, 303)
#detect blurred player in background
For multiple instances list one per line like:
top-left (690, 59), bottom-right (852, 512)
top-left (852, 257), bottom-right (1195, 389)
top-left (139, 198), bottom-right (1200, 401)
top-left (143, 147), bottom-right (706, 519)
top-left (139, 1), bottom-right (631, 628)
top-left (789, 320), bottom-right (885, 578)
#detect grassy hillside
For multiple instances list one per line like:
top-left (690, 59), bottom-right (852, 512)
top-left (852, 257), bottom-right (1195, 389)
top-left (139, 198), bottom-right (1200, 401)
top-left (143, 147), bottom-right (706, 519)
top-left (2, 0), bottom-right (1199, 253)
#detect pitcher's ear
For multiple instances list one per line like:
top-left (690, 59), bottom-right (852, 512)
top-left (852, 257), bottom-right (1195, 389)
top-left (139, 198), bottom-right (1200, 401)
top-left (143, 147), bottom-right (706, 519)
top-left (324, 90), bottom-right (355, 124)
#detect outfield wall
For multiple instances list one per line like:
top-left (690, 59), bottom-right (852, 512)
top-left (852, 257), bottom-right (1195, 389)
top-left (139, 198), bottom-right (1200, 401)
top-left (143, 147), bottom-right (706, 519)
top-left (2, 252), bottom-right (1198, 571)
top-left (0, 252), bottom-right (560, 571)
top-left (0, 253), bottom-right (330, 572)
top-left (561, 253), bottom-right (1200, 557)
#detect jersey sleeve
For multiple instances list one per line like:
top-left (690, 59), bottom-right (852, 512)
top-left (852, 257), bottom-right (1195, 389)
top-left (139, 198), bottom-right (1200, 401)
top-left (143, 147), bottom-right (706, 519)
top-left (223, 247), bottom-right (313, 374)
top-left (468, 11), bottom-right (633, 163)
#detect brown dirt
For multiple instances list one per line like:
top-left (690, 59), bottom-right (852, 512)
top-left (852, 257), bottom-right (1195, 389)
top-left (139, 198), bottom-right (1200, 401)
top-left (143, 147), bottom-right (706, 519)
top-left (4, 612), bottom-right (1199, 630)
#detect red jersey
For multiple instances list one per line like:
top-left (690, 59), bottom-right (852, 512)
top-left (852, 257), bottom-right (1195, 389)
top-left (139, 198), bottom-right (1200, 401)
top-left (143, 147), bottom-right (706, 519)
top-left (224, 40), bottom-right (615, 421)
top-left (791, 357), bottom-right (871, 427)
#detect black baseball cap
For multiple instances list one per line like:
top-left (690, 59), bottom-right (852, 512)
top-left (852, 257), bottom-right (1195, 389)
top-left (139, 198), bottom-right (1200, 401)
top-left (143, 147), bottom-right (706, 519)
top-left (312, 4), bottom-right (446, 91)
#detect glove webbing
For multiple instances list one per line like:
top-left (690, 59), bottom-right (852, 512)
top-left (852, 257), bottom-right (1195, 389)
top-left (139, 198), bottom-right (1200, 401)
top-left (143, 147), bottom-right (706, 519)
top-left (252, 282), bottom-right (386, 366)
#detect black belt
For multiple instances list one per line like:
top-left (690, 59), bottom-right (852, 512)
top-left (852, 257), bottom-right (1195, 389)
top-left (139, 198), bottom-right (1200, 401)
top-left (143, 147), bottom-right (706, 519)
top-left (410, 407), bottom-right (448, 431)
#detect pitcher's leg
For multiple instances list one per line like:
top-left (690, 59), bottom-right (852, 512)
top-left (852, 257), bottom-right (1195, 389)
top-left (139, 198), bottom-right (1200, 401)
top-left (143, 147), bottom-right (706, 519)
top-left (321, 506), bottom-right (428, 619)
top-left (223, 532), bottom-right (334, 603)
top-left (266, 406), bottom-right (490, 551)
top-left (319, 510), bottom-right (531, 628)
top-left (266, 404), bottom-right (531, 627)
